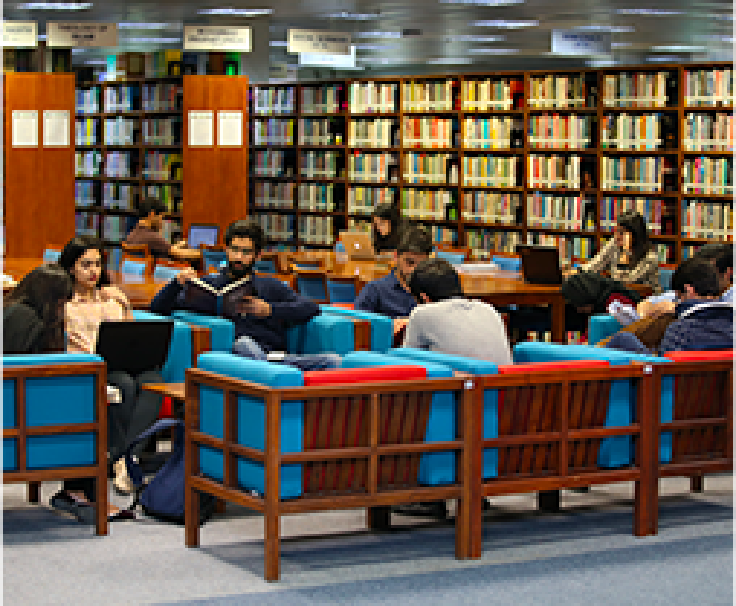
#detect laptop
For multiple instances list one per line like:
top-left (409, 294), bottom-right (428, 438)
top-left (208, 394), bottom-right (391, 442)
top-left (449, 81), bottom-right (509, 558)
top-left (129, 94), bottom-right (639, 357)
top-left (95, 321), bottom-right (174, 376)
top-left (187, 224), bottom-right (220, 249)
top-left (339, 231), bottom-right (376, 261)
top-left (516, 244), bottom-right (564, 285)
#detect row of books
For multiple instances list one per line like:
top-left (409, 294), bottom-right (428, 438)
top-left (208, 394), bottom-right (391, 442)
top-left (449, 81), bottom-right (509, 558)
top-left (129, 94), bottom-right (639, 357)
top-left (301, 84), bottom-right (343, 114)
top-left (143, 50), bottom-right (182, 79)
top-left (105, 151), bottom-right (137, 178)
top-left (463, 116), bottom-right (522, 149)
top-left (142, 82), bottom-right (182, 112)
top-left (348, 152), bottom-right (398, 183)
top-left (654, 242), bottom-right (676, 263)
top-left (348, 218), bottom-right (372, 233)
top-left (683, 112), bottom-right (733, 151)
top-left (76, 87), bottom-right (100, 115)
top-left (529, 114), bottom-right (593, 149)
top-left (252, 150), bottom-right (289, 177)
top-left (300, 151), bottom-right (341, 179)
top-left (401, 189), bottom-right (454, 221)
top-left (104, 182), bottom-right (135, 210)
top-left (526, 194), bottom-right (594, 231)
top-left (347, 187), bottom-right (395, 215)
top-left (104, 117), bottom-right (136, 145)
top-left (599, 197), bottom-right (667, 234)
top-left (104, 86), bottom-right (139, 113)
top-left (462, 78), bottom-right (522, 111)
top-left (681, 200), bottom-right (733, 239)
top-left (76, 118), bottom-right (98, 146)
top-left (600, 156), bottom-right (670, 193)
top-left (348, 82), bottom-right (397, 114)
top-left (298, 215), bottom-right (334, 245)
top-left (466, 228), bottom-right (521, 256)
top-left (256, 213), bottom-right (295, 242)
top-left (143, 184), bottom-right (179, 212)
top-left (602, 71), bottom-right (673, 108)
top-left (403, 117), bottom-right (455, 149)
top-left (683, 68), bottom-right (734, 107)
top-left (527, 232), bottom-right (595, 261)
top-left (462, 191), bottom-right (520, 225)
top-left (600, 113), bottom-right (673, 150)
top-left (348, 119), bottom-right (398, 148)
top-left (142, 151), bottom-right (183, 181)
top-left (299, 118), bottom-right (340, 145)
top-left (75, 212), bottom-right (100, 237)
top-left (403, 80), bottom-right (455, 112)
top-left (404, 153), bottom-right (459, 185)
top-left (103, 216), bottom-right (137, 243)
top-left (254, 181), bottom-right (295, 209)
top-left (298, 184), bottom-right (337, 212)
top-left (143, 117), bottom-right (181, 146)
top-left (252, 118), bottom-right (294, 145)
top-left (464, 156), bottom-right (518, 188)
top-left (76, 151), bottom-right (102, 177)
top-left (528, 74), bottom-right (589, 109)
top-left (528, 154), bottom-right (582, 189)
top-left (252, 86), bottom-right (296, 115)
top-left (681, 157), bottom-right (733, 195)
top-left (75, 181), bottom-right (96, 207)
top-left (430, 225), bottom-right (458, 246)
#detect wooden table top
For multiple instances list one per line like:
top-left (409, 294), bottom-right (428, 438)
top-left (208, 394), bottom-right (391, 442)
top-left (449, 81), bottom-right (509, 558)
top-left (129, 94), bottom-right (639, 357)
top-left (141, 382), bottom-right (185, 399)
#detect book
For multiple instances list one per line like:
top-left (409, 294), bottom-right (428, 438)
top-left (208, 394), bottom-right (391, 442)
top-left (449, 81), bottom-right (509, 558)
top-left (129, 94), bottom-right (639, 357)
top-left (183, 276), bottom-right (255, 319)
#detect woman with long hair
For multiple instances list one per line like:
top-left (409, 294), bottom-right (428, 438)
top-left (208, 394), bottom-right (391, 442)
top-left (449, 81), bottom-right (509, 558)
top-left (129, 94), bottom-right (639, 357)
top-left (372, 202), bottom-right (404, 254)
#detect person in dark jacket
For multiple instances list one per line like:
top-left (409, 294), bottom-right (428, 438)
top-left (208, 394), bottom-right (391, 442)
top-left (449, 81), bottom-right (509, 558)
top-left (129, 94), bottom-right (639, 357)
top-left (3, 264), bottom-right (72, 354)
top-left (150, 220), bottom-right (341, 371)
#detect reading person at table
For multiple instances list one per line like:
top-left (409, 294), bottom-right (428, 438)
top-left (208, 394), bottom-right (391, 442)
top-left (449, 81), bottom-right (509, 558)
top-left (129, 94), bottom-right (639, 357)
top-left (355, 225), bottom-right (433, 335)
top-left (124, 197), bottom-right (200, 262)
top-left (150, 220), bottom-right (341, 371)
top-left (372, 201), bottom-right (405, 254)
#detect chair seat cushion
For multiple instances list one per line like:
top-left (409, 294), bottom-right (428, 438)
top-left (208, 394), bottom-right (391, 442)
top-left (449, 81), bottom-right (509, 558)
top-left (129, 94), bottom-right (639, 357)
top-left (498, 360), bottom-right (610, 374)
top-left (663, 350), bottom-right (733, 362)
top-left (303, 365), bottom-right (426, 386)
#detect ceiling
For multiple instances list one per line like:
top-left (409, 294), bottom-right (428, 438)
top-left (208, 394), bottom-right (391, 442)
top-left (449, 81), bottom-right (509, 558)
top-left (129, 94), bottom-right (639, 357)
top-left (4, 0), bottom-right (733, 75)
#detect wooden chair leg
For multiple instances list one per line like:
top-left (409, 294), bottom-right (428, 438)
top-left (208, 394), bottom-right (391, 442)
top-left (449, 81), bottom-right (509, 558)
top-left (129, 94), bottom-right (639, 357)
top-left (185, 488), bottom-right (200, 548)
top-left (366, 506), bottom-right (391, 531)
top-left (690, 475), bottom-right (704, 493)
top-left (27, 482), bottom-right (40, 503)
top-left (264, 509), bottom-right (280, 582)
top-left (96, 475), bottom-right (108, 536)
top-left (538, 490), bottom-right (560, 513)
top-left (215, 499), bottom-right (227, 514)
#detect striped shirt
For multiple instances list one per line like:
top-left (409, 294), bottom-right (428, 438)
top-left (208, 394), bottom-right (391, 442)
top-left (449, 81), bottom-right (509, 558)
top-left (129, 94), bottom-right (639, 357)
top-left (65, 290), bottom-right (126, 353)
top-left (583, 238), bottom-right (661, 293)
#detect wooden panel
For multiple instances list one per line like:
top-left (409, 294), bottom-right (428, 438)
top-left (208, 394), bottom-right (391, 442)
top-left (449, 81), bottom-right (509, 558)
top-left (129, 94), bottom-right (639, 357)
top-left (4, 73), bottom-right (75, 258)
top-left (183, 75), bottom-right (249, 244)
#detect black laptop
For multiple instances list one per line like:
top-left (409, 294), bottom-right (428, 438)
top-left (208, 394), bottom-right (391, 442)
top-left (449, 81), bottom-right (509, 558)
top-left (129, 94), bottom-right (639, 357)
top-left (95, 320), bottom-right (174, 376)
top-left (516, 245), bottom-right (564, 286)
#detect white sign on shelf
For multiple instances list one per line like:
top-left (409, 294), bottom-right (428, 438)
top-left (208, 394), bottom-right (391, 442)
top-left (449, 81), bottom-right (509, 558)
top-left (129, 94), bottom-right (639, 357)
top-left (552, 30), bottom-right (611, 55)
top-left (288, 29), bottom-right (351, 55)
top-left (184, 25), bottom-right (251, 52)
top-left (43, 110), bottom-right (70, 147)
top-left (217, 111), bottom-right (243, 147)
top-left (47, 22), bottom-right (118, 47)
top-left (188, 111), bottom-right (214, 147)
top-left (3, 21), bottom-right (37, 47)
top-left (299, 45), bottom-right (357, 68)
top-left (12, 110), bottom-right (38, 147)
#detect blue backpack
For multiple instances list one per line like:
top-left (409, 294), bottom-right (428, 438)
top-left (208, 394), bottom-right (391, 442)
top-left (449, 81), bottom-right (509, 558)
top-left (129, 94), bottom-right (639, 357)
top-left (123, 419), bottom-right (216, 525)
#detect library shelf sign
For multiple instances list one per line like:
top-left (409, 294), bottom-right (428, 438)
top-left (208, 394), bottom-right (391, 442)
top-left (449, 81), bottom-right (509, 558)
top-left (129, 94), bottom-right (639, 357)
top-left (2, 21), bottom-right (37, 47)
top-left (551, 30), bottom-right (611, 56)
top-left (12, 110), bottom-right (38, 148)
top-left (183, 25), bottom-right (251, 52)
top-left (287, 29), bottom-right (351, 55)
top-left (46, 22), bottom-right (117, 48)
top-left (188, 111), bottom-right (214, 147)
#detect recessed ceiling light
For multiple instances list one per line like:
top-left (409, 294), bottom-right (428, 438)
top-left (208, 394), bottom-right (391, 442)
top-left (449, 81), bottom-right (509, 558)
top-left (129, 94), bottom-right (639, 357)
top-left (354, 44), bottom-right (400, 51)
top-left (84, 59), bottom-right (106, 65)
top-left (468, 47), bottom-right (519, 54)
top-left (324, 11), bottom-right (380, 20)
top-left (197, 8), bottom-right (273, 16)
top-left (444, 35), bottom-right (505, 42)
top-left (426, 57), bottom-right (474, 64)
top-left (117, 22), bottom-right (182, 29)
top-left (470, 20), bottom-right (539, 28)
top-left (651, 45), bottom-right (706, 52)
top-left (587, 58), bottom-right (618, 67)
top-left (16, 2), bottom-right (92, 9)
top-left (123, 37), bottom-right (181, 43)
top-left (440, 0), bottom-right (523, 4)
top-left (610, 42), bottom-right (632, 48)
top-left (647, 55), bottom-right (683, 62)
top-left (356, 31), bottom-right (402, 38)
top-left (269, 40), bottom-right (287, 47)
top-left (617, 8), bottom-right (685, 15)
top-left (37, 34), bottom-right (47, 40)
top-left (358, 56), bottom-right (413, 64)
top-left (576, 25), bottom-right (634, 33)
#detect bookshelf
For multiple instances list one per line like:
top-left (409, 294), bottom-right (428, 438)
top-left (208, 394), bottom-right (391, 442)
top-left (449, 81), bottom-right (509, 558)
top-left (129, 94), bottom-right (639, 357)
top-left (74, 76), bottom-right (184, 257)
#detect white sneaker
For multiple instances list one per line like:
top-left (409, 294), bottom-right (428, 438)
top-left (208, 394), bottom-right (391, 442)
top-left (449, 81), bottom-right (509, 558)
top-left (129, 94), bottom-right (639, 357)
top-left (113, 456), bottom-right (135, 495)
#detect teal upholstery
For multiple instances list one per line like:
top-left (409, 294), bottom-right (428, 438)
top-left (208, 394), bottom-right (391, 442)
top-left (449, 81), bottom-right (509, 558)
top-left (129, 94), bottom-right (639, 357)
top-left (659, 268), bottom-right (674, 291)
top-left (320, 305), bottom-right (394, 352)
top-left (435, 250), bottom-right (465, 266)
top-left (202, 249), bottom-right (227, 274)
top-left (171, 311), bottom-right (235, 353)
top-left (43, 248), bottom-right (61, 263)
top-left (493, 256), bottom-right (521, 272)
top-left (122, 258), bottom-right (147, 277)
top-left (588, 314), bottom-right (624, 346)
top-left (153, 265), bottom-right (182, 282)
top-left (195, 353), bottom-right (304, 499)
top-left (513, 342), bottom-right (673, 465)
top-left (3, 353), bottom-right (102, 471)
top-left (132, 311), bottom-right (192, 382)
top-left (326, 279), bottom-right (357, 303)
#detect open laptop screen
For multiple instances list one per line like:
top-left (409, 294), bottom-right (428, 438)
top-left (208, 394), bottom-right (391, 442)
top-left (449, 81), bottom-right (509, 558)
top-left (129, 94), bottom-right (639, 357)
top-left (188, 224), bottom-right (219, 248)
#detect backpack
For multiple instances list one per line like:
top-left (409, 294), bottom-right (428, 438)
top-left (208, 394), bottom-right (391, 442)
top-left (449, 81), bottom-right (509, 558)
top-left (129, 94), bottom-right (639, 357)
top-left (123, 419), bottom-right (216, 525)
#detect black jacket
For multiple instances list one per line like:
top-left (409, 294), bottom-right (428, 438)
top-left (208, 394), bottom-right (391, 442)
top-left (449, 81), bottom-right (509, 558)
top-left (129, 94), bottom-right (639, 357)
top-left (3, 303), bottom-right (46, 354)
top-left (561, 271), bottom-right (642, 312)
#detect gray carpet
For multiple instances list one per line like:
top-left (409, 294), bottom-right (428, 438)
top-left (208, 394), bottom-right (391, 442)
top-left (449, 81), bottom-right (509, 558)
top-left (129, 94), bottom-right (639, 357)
top-left (3, 477), bottom-right (732, 605)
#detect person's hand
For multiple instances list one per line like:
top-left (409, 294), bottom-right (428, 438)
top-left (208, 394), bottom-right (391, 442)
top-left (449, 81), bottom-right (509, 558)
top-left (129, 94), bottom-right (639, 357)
top-left (172, 239), bottom-right (187, 248)
top-left (649, 301), bottom-right (676, 318)
top-left (99, 286), bottom-right (131, 310)
top-left (240, 296), bottom-right (271, 317)
top-left (393, 317), bottom-right (408, 335)
top-left (562, 267), bottom-right (578, 278)
top-left (176, 267), bottom-right (199, 285)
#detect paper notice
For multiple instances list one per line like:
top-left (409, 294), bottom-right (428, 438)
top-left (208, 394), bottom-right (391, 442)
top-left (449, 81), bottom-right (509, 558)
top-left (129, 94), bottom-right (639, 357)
top-left (12, 110), bottom-right (38, 147)
top-left (188, 110), bottom-right (214, 147)
top-left (43, 110), bottom-right (70, 147)
top-left (218, 111), bottom-right (243, 147)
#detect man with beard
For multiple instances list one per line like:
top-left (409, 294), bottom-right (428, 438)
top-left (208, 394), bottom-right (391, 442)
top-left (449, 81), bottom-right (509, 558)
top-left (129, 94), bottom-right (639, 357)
top-left (355, 225), bottom-right (433, 337)
top-left (150, 220), bottom-right (341, 370)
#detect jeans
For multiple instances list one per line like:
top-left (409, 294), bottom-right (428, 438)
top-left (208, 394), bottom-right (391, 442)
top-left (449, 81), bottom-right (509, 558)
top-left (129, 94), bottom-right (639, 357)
top-left (232, 335), bottom-right (342, 371)
top-left (605, 332), bottom-right (652, 355)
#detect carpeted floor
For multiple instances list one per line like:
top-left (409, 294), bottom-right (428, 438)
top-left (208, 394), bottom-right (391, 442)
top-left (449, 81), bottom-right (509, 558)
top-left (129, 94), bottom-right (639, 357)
top-left (3, 476), bottom-right (732, 605)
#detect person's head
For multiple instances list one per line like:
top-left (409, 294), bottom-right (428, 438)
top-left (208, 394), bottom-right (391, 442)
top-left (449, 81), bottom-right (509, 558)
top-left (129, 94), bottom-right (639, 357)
top-left (394, 226), bottom-right (433, 285)
top-left (614, 211), bottom-right (650, 266)
top-left (58, 236), bottom-right (111, 291)
top-left (408, 258), bottom-right (463, 304)
top-left (693, 242), bottom-right (733, 292)
top-left (4, 264), bottom-right (72, 351)
top-left (224, 220), bottom-right (264, 278)
top-left (138, 198), bottom-right (167, 231)
top-left (671, 258), bottom-right (722, 301)
top-left (372, 202), bottom-right (401, 239)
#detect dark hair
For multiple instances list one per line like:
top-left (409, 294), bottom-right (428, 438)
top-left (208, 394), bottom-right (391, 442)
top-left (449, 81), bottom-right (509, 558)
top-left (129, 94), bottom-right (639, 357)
top-left (372, 202), bottom-right (403, 253)
top-left (408, 258), bottom-right (463, 303)
top-left (715, 244), bottom-right (733, 275)
top-left (397, 225), bottom-right (433, 256)
top-left (617, 211), bottom-right (651, 268)
top-left (693, 242), bottom-right (728, 263)
top-left (224, 220), bottom-right (264, 253)
top-left (138, 197), bottom-right (167, 218)
top-left (58, 236), bottom-right (112, 287)
top-left (4, 264), bottom-right (72, 351)
top-left (671, 258), bottom-right (721, 298)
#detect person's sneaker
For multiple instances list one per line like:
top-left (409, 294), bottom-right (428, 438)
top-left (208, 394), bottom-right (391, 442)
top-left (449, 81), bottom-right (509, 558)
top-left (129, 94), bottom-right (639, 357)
top-left (113, 457), bottom-right (135, 495)
top-left (50, 491), bottom-right (96, 525)
top-left (393, 501), bottom-right (448, 519)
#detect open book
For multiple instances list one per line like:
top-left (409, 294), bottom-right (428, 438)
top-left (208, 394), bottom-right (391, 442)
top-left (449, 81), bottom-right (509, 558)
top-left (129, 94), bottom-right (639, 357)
top-left (183, 276), bottom-right (255, 319)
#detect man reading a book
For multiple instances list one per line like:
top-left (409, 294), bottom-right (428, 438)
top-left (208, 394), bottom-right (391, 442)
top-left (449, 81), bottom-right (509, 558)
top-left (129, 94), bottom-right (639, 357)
top-left (150, 220), bottom-right (341, 371)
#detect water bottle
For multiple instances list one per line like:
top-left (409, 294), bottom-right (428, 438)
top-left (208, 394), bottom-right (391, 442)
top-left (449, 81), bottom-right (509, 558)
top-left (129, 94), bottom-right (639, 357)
top-left (335, 241), bottom-right (348, 264)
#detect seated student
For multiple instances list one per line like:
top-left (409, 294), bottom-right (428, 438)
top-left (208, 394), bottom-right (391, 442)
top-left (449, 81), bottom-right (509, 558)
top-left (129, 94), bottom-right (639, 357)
top-left (150, 219), bottom-right (341, 371)
top-left (372, 201), bottom-right (405, 255)
top-left (605, 257), bottom-right (733, 355)
top-left (125, 197), bottom-right (200, 262)
top-left (59, 236), bottom-right (165, 497)
top-left (355, 225), bottom-right (433, 336)
top-left (403, 257), bottom-right (512, 365)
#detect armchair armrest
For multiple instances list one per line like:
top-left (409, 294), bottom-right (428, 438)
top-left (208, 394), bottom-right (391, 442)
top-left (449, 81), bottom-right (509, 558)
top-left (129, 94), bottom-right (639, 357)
top-left (588, 314), bottom-right (624, 346)
top-left (286, 314), bottom-right (354, 356)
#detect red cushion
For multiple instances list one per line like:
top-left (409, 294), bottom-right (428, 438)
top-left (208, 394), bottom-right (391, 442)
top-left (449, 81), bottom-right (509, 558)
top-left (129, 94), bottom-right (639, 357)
top-left (303, 365), bottom-right (426, 386)
top-left (158, 396), bottom-right (174, 419)
top-left (331, 303), bottom-right (355, 309)
top-left (664, 350), bottom-right (734, 362)
top-left (498, 360), bottom-right (610, 374)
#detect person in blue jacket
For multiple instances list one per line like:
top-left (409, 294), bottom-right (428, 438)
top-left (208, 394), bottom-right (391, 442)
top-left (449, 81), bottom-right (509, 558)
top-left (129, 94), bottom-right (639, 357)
top-left (150, 220), bottom-right (341, 371)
